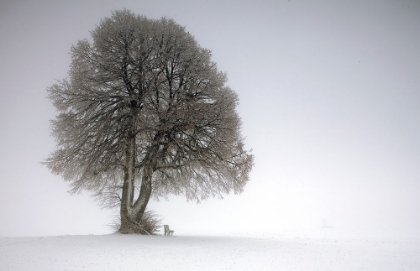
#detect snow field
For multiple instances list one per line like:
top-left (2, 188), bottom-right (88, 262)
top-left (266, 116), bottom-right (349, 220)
top-left (1, 234), bottom-right (420, 271)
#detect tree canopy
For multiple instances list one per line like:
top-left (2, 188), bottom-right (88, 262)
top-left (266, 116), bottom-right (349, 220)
top-left (46, 10), bottom-right (253, 233)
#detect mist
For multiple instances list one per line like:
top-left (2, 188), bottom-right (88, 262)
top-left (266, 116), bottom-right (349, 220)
top-left (1, 0), bottom-right (419, 239)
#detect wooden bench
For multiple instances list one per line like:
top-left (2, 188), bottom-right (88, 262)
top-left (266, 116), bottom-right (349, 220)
top-left (164, 225), bottom-right (174, 236)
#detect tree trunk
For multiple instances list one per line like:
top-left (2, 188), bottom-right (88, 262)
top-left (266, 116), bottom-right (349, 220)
top-left (119, 107), bottom-right (138, 233)
top-left (119, 164), bottom-right (153, 234)
top-left (133, 165), bottom-right (153, 222)
top-left (119, 139), bottom-right (136, 233)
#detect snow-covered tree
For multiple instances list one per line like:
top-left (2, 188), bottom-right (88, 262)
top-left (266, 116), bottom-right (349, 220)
top-left (45, 10), bottom-right (253, 234)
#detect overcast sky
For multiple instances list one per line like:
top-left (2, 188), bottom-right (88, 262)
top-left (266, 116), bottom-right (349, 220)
top-left (1, 0), bottom-right (419, 238)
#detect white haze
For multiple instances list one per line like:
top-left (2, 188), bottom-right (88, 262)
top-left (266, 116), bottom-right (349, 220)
top-left (0, 0), bottom-right (419, 240)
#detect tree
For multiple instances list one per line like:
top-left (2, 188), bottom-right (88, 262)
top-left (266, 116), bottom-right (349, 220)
top-left (45, 10), bottom-right (254, 234)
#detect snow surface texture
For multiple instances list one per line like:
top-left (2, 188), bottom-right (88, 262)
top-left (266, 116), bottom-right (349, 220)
top-left (1, 234), bottom-right (419, 271)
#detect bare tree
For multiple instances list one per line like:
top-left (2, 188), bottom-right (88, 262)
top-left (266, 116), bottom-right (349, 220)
top-left (45, 10), bottom-right (253, 234)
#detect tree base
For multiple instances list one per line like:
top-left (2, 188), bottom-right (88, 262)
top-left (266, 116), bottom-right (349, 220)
top-left (118, 225), bottom-right (151, 235)
top-left (118, 210), bottom-right (161, 235)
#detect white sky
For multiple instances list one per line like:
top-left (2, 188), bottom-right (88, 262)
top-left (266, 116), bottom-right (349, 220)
top-left (1, 0), bottom-right (419, 238)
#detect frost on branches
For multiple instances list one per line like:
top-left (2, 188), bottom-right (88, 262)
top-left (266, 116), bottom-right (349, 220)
top-left (45, 10), bottom-right (254, 234)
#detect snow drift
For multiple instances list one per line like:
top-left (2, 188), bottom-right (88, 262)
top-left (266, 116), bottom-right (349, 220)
top-left (1, 234), bottom-right (420, 270)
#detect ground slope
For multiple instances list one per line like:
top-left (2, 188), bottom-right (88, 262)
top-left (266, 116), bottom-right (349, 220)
top-left (1, 234), bottom-right (419, 270)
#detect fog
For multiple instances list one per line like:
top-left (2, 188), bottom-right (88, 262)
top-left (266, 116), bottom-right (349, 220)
top-left (1, 0), bottom-right (419, 239)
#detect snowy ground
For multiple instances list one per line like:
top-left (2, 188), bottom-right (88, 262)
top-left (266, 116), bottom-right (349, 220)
top-left (1, 233), bottom-right (420, 271)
